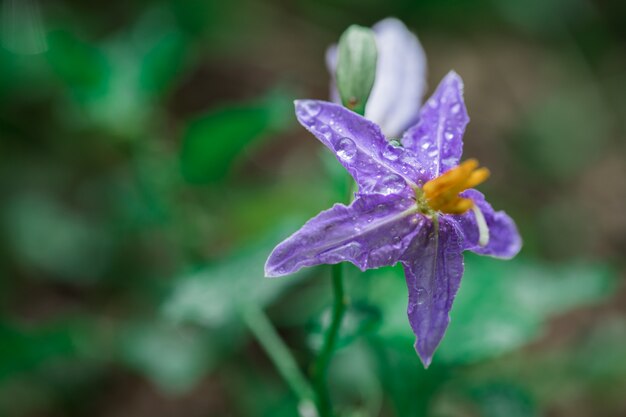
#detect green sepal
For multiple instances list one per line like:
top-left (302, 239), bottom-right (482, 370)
top-left (336, 25), bottom-right (378, 116)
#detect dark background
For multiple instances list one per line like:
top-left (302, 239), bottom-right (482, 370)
top-left (1, 0), bottom-right (625, 416)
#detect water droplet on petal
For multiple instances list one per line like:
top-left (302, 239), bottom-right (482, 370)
top-left (400, 154), bottom-right (418, 167)
top-left (444, 131), bottom-right (454, 141)
top-left (383, 144), bottom-right (401, 161)
top-left (428, 149), bottom-right (439, 158)
top-left (381, 174), bottom-right (406, 194)
top-left (442, 157), bottom-right (457, 167)
top-left (416, 287), bottom-right (429, 305)
top-left (334, 137), bottom-right (357, 161)
top-left (421, 142), bottom-right (430, 150)
top-left (298, 101), bottom-right (321, 124)
top-left (428, 99), bottom-right (438, 109)
top-left (451, 103), bottom-right (460, 114)
top-left (315, 124), bottom-right (333, 140)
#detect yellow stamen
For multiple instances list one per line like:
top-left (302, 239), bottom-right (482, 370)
top-left (421, 159), bottom-right (490, 214)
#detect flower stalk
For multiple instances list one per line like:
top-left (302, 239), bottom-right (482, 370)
top-left (241, 305), bottom-right (318, 415)
top-left (312, 263), bottom-right (346, 417)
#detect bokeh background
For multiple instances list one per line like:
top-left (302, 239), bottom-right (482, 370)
top-left (1, 0), bottom-right (626, 416)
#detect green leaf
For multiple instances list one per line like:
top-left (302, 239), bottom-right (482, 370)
top-left (162, 225), bottom-right (306, 328)
top-left (179, 93), bottom-right (291, 184)
top-left (46, 30), bottom-right (110, 98)
top-left (118, 322), bottom-right (215, 394)
top-left (439, 255), bottom-right (615, 364)
top-left (369, 256), bottom-right (615, 364)
top-left (0, 319), bottom-right (96, 381)
top-left (516, 84), bottom-right (610, 181)
top-left (138, 30), bottom-right (188, 96)
top-left (1, 0), bottom-right (47, 55)
top-left (336, 25), bottom-right (378, 115)
top-left (3, 193), bottom-right (112, 284)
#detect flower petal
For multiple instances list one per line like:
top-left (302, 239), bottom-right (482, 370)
top-left (265, 193), bottom-right (424, 277)
top-left (401, 217), bottom-right (464, 367)
top-left (326, 18), bottom-right (427, 138)
top-left (295, 99), bottom-right (424, 194)
top-left (402, 71), bottom-right (469, 181)
top-left (452, 189), bottom-right (522, 259)
top-left (325, 45), bottom-right (341, 104)
top-left (366, 18), bottom-right (427, 138)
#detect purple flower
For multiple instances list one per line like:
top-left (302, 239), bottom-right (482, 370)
top-left (265, 72), bottom-right (522, 367)
top-left (327, 18), bottom-right (427, 138)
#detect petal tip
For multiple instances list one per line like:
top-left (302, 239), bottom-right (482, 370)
top-left (444, 69), bottom-right (462, 83)
top-left (437, 70), bottom-right (465, 96)
top-left (263, 267), bottom-right (279, 278)
top-left (373, 17), bottom-right (409, 33)
top-left (294, 100), bottom-right (328, 127)
top-left (503, 234), bottom-right (523, 260)
top-left (415, 342), bottom-right (433, 369)
top-left (264, 253), bottom-right (285, 278)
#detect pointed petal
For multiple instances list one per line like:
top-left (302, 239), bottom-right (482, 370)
top-left (366, 18), bottom-right (427, 138)
top-left (402, 71), bottom-right (469, 181)
top-left (295, 100), bottom-right (424, 194)
top-left (265, 193), bottom-right (424, 277)
top-left (452, 189), bottom-right (522, 259)
top-left (401, 217), bottom-right (464, 367)
top-left (325, 45), bottom-right (341, 104)
top-left (326, 18), bottom-right (427, 138)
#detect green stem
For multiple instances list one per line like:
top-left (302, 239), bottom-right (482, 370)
top-left (313, 263), bottom-right (347, 417)
top-left (241, 305), bottom-right (317, 413)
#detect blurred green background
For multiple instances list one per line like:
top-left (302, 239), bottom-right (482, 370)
top-left (1, 0), bottom-right (625, 416)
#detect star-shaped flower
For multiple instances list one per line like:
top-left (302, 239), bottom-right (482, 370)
top-left (265, 71), bottom-right (522, 367)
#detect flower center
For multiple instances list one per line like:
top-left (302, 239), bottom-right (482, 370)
top-left (416, 159), bottom-right (490, 215)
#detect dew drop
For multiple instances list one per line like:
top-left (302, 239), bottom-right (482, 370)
top-left (381, 174), bottom-right (406, 194)
top-left (444, 131), bottom-right (454, 141)
top-left (428, 99), bottom-right (438, 109)
top-left (442, 157), bottom-right (457, 167)
top-left (401, 154), bottom-right (418, 166)
top-left (421, 142), bottom-right (430, 150)
top-left (382, 144), bottom-right (401, 161)
top-left (428, 149), bottom-right (439, 158)
top-left (334, 137), bottom-right (357, 161)
top-left (299, 100), bottom-right (321, 118)
top-left (315, 124), bottom-right (333, 140)
top-left (415, 287), bottom-right (429, 305)
top-left (451, 103), bottom-right (460, 114)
